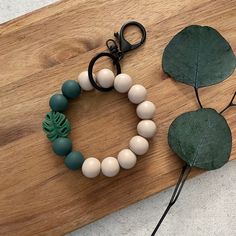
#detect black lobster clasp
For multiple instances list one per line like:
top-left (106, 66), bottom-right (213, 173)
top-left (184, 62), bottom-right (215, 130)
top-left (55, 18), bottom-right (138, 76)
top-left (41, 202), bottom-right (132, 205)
top-left (114, 21), bottom-right (147, 54)
top-left (106, 21), bottom-right (147, 60)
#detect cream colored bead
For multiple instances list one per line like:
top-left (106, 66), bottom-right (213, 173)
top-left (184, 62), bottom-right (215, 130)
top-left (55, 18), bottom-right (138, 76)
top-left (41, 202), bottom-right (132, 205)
top-left (129, 135), bottom-right (149, 155)
top-left (137, 120), bottom-right (157, 138)
top-left (82, 157), bottom-right (101, 178)
top-left (136, 101), bottom-right (156, 119)
top-left (114, 73), bottom-right (133, 93)
top-left (96, 69), bottom-right (115, 88)
top-left (128, 84), bottom-right (147, 104)
top-left (77, 71), bottom-right (95, 91)
top-left (101, 157), bottom-right (120, 177)
top-left (117, 149), bottom-right (137, 169)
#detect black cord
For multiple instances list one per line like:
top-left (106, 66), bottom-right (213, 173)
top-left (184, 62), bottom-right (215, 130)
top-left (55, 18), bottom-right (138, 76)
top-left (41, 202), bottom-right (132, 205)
top-left (151, 165), bottom-right (192, 236)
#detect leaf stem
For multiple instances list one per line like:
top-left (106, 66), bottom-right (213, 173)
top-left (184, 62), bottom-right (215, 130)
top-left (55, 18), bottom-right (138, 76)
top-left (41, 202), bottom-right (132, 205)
top-left (151, 165), bottom-right (192, 236)
top-left (194, 87), bottom-right (203, 108)
top-left (220, 92), bottom-right (236, 114)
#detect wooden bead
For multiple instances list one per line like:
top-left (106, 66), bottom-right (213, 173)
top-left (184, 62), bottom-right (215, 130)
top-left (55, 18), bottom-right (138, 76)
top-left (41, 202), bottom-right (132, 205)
top-left (101, 157), bottom-right (120, 177)
top-left (137, 120), bottom-right (157, 138)
top-left (96, 69), bottom-right (115, 88)
top-left (136, 101), bottom-right (156, 119)
top-left (129, 135), bottom-right (149, 155)
top-left (114, 73), bottom-right (132, 93)
top-left (52, 137), bottom-right (72, 156)
top-left (49, 94), bottom-right (68, 112)
top-left (117, 149), bottom-right (137, 169)
top-left (128, 84), bottom-right (147, 104)
top-left (62, 80), bottom-right (81, 99)
top-left (78, 71), bottom-right (95, 91)
top-left (64, 151), bottom-right (84, 170)
top-left (82, 157), bottom-right (101, 178)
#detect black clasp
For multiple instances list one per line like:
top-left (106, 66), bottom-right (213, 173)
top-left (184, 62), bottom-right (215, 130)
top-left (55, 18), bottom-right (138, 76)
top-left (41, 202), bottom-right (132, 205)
top-left (106, 21), bottom-right (146, 60)
top-left (88, 21), bottom-right (146, 92)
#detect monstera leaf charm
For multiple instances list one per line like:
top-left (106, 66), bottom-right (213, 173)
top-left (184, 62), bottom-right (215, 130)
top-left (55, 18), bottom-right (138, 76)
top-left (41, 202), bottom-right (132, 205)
top-left (42, 111), bottom-right (71, 141)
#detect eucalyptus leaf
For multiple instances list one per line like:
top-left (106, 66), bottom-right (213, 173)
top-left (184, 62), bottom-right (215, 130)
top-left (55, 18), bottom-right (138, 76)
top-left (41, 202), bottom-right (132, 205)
top-left (168, 108), bottom-right (232, 170)
top-left (42, 111), bottom-right (71, 141)
top-left (162, 25), bottom-right (236, 88)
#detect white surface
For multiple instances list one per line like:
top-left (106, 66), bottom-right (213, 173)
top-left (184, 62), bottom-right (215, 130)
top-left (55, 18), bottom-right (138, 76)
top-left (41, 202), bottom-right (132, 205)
top-left (1, 1), bottom-right (235, 236)
top-left (0, 0), bottom-right (56, 22)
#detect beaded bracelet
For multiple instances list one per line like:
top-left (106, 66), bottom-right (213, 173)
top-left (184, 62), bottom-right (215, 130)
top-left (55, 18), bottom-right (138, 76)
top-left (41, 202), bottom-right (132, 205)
top-left (42, 21), bottom-right (157, 178)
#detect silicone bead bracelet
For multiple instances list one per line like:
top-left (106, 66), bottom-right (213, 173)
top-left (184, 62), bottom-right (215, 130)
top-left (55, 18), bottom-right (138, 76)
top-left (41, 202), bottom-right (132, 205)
top-left (42, 69), bottom-right (156, 178)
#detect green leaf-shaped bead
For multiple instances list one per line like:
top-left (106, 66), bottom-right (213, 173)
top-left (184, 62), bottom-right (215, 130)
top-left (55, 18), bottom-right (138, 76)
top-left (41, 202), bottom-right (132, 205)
top-left (42, 111), bottom-right (71, 141)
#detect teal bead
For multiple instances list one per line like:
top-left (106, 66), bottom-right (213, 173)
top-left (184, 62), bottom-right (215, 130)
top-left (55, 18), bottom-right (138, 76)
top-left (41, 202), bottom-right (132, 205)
top-left (64, 151), bottom-right (84, 170)
top-left (52, 137), bottom-right (72, 156)
top-left (62, 80), bottom-right (81, 99)
top-left (49, 94), bottom-right (68, 112)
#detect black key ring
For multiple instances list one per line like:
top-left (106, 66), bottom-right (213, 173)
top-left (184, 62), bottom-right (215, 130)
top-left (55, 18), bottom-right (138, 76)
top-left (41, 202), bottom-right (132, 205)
top-left (88, 21), bottom-right (146, 92)
top-left (88, 52), bottom-right (121, 92)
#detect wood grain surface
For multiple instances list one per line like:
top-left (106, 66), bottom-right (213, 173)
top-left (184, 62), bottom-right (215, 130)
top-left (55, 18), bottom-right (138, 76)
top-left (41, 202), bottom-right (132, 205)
top-left (0, 0), bottom-right (235, 235)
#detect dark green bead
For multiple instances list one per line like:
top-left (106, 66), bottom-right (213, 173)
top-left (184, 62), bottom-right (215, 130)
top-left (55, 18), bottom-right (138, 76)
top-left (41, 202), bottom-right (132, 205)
top-left (52, 137), bottom-right (72, 156)
top-left (49, 94), bottom-right (68, 112)
top-left (62, 80), bottom-right (81, 99)
top-left (64, 151), bottom-right (84, 170)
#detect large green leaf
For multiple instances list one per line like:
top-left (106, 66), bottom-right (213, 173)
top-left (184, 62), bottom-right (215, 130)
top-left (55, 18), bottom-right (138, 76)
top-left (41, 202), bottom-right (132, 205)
top-left (42, 111), bottom-right (71, 141)
top-left (168, 108), bottom-right (232, 170)
top-left (162, 25), bottom-right (236, 88)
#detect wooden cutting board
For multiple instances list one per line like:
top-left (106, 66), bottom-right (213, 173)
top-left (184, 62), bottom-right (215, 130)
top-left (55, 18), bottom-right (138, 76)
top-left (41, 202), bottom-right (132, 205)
top-left (0, 0), bottom-right (235, 235)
